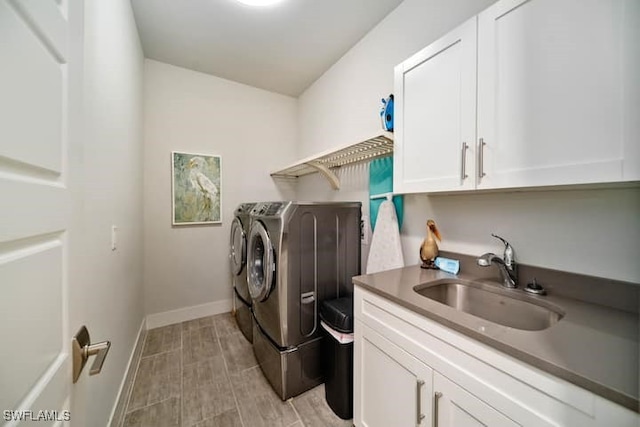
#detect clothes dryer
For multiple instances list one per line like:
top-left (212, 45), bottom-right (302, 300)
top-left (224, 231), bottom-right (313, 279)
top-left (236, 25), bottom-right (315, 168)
top-left (247, 201), bottom-right (361, 399)
top-left (229, 202), bottom-right (256, 342)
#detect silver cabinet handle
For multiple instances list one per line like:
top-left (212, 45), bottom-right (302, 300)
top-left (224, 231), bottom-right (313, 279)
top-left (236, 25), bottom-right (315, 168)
top-left (72, 325), bottom-right (111, 383)
top-left (416, 379), bottom-right (425, 425)
top-left (460, 142), bottom-right (469, 181)
top-left (478, 138), bottom-right (486, 179)
top-left (433, 391), bottom-right (443, 427)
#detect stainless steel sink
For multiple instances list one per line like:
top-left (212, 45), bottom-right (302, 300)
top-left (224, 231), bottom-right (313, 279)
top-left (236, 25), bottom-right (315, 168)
top-left (413, 280), bottom-right (564, 331)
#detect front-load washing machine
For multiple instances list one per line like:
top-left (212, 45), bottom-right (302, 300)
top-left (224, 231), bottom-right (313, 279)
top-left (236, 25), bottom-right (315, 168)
top-left (247, 201), bottom-right (361, 400)
top-left (230, 202), bottom-right (256, 342)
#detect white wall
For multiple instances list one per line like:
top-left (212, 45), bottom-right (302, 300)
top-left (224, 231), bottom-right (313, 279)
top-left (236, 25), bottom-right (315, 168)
top-left (297, 0), bottom-right (640, 283)
top-left (72, 0), bottom-right (145, 425)
top-left (298, 0), bottom-right (495, 158)
top-left (143, 60), bottom-right (297, 317)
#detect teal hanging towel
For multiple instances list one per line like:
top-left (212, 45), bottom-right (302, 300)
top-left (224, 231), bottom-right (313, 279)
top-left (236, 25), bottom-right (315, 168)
top-left (369, 157), bottom-right (403, 230)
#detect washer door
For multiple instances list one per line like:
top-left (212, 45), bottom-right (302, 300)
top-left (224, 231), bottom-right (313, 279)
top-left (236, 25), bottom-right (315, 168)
top-left (229, 217), bottom-right (246, 276)
top-left (247, 221), bottom-right (274, 302)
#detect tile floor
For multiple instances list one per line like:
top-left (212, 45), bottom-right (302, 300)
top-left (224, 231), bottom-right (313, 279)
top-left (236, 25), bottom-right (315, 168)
top-left (121, 313), bottom-right (353, 427)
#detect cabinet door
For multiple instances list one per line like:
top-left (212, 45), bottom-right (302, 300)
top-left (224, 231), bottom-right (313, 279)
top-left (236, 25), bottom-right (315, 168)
top-left (354, 322), bottom-right (433, 427)
top-left (394, 17), bottom-right (477, 193)
top-left (433, 372), bottom-right (518, 427)
top-left (477, 0), bottom-right (635, 188)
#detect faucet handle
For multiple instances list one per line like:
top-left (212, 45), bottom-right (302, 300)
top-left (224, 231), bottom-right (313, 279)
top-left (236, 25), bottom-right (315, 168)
top-left (476, 252), bottom-right (495, 267)
top-left (491, 234), bottom-right (515, 266)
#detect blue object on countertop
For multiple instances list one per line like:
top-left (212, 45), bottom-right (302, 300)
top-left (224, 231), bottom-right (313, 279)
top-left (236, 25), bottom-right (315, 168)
top-left (369, 157), bottom-right (403, 230)
top-left (434, 257), bottom-right (460, 275)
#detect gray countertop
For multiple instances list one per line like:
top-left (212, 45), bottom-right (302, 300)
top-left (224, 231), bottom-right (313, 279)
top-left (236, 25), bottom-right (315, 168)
top-left (352, 264), bottom-right (639, 413)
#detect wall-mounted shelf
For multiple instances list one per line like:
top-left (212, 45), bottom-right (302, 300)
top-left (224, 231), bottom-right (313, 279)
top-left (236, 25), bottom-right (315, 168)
top-left (271, 132), bottom-right (394, 190)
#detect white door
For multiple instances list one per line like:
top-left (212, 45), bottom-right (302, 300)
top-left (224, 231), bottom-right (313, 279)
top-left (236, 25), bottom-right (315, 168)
top-left (433, 372), bottom-right (518, 427)
top-left (476, 0), bottom-right (631, 189)
top-left (1, 0), bottom-right (82, 425)
top-left (394, 17), bottom-right (477, 193)
top-left (354, 322), bottom-right (433, 427)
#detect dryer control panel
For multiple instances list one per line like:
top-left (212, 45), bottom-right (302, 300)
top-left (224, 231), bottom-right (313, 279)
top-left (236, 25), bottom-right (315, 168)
top-left (236, 202), bottom-right (256, 215)
top-left (251, 202), bottom-right (286, 217)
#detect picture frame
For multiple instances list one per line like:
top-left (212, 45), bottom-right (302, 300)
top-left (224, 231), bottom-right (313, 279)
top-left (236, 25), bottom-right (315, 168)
top-left (171, 151), bottom-right (222, 225)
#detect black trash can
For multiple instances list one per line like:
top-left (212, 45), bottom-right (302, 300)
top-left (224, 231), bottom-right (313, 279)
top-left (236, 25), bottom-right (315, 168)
top-left (320, 297), bottom-right (354, 420)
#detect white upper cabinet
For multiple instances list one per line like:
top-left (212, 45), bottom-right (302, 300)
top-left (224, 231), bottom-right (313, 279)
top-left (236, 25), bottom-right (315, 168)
top-left (394, 0), bottom-right (640, 193)
top-left (477, 0), bottom-right (639, 188)
top-left (394, 17), bottom-right (477, 193)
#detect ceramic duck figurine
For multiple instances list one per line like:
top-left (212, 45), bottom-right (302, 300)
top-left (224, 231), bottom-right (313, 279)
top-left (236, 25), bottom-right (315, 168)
top-left (420, 219), bottom-right (441, 269)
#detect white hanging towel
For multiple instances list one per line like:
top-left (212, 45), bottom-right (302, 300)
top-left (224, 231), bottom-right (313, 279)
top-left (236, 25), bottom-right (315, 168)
top-left (366, 199), bottom-right (404, 274)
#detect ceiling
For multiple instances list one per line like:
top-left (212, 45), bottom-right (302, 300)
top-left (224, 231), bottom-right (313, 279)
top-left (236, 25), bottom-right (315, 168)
top-left (130, 0), bottom-right (403, 97)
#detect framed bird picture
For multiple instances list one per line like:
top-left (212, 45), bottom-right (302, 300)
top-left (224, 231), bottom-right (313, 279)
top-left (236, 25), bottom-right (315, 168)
top-left (171, 151), bottom-right (222, 225)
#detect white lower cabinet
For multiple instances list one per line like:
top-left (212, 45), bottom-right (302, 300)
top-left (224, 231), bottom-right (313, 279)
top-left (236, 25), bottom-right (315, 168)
top-left (354, 286), bottom-right (639, 427)
top-left (355, 323), bottom-right (433, 427)
top-left (355, 322), bottom-right (516, 427)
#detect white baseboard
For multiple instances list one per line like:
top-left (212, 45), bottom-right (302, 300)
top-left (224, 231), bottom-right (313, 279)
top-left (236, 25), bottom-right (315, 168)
top-left (145, 299), bottom-right (233, 329)
top-left (108, 317), bottom-right (147, 427)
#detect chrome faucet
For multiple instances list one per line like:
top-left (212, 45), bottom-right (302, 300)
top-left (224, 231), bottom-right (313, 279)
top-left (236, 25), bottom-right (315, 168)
top-left (477, 234), bottom-right (518, 288)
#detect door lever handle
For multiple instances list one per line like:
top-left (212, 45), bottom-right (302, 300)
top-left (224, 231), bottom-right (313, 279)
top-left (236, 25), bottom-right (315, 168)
top-left (72, 325), bottom-right (111, 383)
top-left (87, 341), bottom-right (110, 375)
